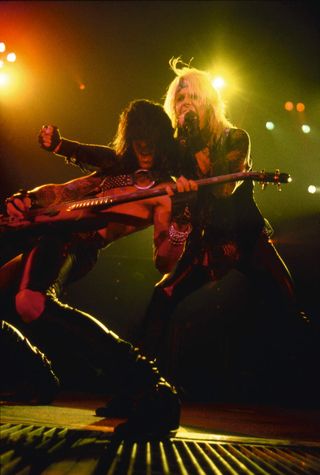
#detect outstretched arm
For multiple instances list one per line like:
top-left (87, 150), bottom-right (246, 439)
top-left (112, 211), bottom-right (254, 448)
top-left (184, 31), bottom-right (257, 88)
top-left (38, 125), bottom-right (118, 173)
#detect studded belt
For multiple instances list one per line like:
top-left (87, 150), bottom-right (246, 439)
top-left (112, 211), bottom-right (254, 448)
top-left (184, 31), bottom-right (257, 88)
top-left (100, 169), bottom-right (156, 191)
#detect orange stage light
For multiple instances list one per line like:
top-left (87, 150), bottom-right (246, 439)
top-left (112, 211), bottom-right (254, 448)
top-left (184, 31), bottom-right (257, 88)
top-left (296, 102), bottom-right (305, 112)
top-left (284, 101), bottom-right (294, 111)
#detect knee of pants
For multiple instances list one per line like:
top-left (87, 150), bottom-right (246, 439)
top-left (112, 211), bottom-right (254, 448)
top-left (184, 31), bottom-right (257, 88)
top-left (15, 289), bottom-right (46, 323)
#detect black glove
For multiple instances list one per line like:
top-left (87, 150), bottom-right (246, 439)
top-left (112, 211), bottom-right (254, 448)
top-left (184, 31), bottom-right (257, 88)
top-left (38, 125), bottom-right (62, 152)
top-left (178, 111), bottom-right (207, 153)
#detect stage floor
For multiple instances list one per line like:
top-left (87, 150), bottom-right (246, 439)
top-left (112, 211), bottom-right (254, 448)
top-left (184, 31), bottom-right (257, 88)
top-left (1, 392), bottom-right (320, 474)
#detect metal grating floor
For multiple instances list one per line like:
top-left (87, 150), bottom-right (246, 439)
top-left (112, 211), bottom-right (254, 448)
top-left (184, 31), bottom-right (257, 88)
top-left (1, 423), bottom-right (320, 474)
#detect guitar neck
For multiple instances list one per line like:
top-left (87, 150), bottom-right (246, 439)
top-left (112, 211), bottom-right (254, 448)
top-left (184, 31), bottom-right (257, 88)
top-left (66, 170), bottom-right (290, 211)
top-left (0, 170), bottom-right (291, 228)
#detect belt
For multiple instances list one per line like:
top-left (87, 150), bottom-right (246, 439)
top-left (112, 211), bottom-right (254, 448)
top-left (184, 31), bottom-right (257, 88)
top-left (100, 169), bottom-right (157, 191)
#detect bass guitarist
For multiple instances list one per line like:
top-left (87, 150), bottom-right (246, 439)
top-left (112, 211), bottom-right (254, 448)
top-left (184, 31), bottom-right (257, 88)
top-left (0, 99), bottom-right (190, 432)
top-left (1, 99), bottom-right (182, 325)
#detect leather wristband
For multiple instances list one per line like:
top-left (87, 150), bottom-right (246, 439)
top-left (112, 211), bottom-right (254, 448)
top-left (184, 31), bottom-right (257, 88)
top-left (55, 138), bottom-right (80, 162)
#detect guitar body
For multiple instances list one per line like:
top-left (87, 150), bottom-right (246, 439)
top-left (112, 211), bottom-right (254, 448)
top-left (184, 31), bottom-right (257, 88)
top-left (0, 183), bottom-right (172, 267)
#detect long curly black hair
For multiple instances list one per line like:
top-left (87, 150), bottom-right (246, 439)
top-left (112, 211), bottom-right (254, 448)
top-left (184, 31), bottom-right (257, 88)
top-left (111, 99), bottom-right (178, 175)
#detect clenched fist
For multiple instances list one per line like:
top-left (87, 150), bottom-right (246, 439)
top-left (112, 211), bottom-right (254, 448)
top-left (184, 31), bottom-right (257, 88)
top-left (38, 125), bottom-right (62, 152)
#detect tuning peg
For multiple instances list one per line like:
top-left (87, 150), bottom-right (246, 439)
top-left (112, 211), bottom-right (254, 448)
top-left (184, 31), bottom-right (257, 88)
top-left (277, 182), bottom-right (282, 191)
top-left (274, 169), bottom-right (280, 182)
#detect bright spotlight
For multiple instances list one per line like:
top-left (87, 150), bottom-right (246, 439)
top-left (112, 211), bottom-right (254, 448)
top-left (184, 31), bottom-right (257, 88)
top-left (301, 124), bottom-right (311, 134)
top-left (7, 52), bottom-right (16, 63)
top-left (0, 42), bottom-right (5, 53)
top-left (0, 72), bottom-right (9, 87)
top-left (308, 185), bottom-right (319, 194)
top-left (265, 121), bottom-right (275, 130)
top-left (211, 76), bottom-right (225, 90)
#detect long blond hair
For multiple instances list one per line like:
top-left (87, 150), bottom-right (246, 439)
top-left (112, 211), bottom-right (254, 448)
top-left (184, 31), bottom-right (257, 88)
top-left (164, 57), bottom-right (233, 146)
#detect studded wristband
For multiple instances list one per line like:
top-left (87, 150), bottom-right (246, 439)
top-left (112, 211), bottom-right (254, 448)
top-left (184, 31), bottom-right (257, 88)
top-left (168, 223), bottom-right (192, 246)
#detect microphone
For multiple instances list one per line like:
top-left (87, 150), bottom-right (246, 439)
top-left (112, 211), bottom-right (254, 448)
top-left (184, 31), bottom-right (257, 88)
top-left (184, 110), bottom-right (199, 133)
top-left (178, 111), bottom-right (200, 146)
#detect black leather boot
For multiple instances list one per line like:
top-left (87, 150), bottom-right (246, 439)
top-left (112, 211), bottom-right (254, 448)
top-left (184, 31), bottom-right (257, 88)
top-left (112, 375), bottom-right (180, 440)
top-left (29, 296), bottom-right (180, 438)
top-left (95, 353), bottom-right (173, 418)
top-left (0, 320), bottom-right (60, 404)
top-left (99, 349), bottom-right (180, 440)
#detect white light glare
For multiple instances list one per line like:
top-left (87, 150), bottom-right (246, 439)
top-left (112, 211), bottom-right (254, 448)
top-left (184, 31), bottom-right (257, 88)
top-left (308, 185), bottom-right (319, 194)
top-left (0, 72), bottom-right (9, 87)
top-left (0, 42), bottom-right (5, 53)
top-left (301, 124), bottom-right (311, 134)
top-left (211, 76), bottom-right (225, 90)
top-left (266, 121), bottom-right (275, 130)
top-left (7, 52), bottom-right (16, 63)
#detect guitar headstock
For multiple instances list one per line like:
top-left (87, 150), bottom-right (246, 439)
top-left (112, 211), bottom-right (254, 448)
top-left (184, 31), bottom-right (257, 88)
top-left (258, 169), bottom-right (292, 190)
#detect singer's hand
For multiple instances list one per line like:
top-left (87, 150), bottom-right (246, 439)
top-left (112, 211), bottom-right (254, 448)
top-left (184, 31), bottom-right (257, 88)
top-left (178, 110), bottom-right (197, 128)
top-left (6, 192), bottom-right (32, 218)
top-left (165, 175), bottom-right (198, 196)
top-left (177, 111), bottom-right (206, 153)
top-left (38, 125), bottom-right (62, 152)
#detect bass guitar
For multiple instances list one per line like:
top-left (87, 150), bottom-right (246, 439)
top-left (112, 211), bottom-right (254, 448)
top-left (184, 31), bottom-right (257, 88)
top-left (0, 170), bottom-right (291, 239)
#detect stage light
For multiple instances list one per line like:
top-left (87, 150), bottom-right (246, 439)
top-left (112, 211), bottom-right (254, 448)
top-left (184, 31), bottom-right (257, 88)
top-left (0, 72), bottom-right (9, 87)
top-left (308, 185), bottom-right (319, 194)
top-left (211, 76), bottom-right (225, 91)
top-left (265, 121), bottom-right (275, 130)
top-left (296, 102), bottom-right (305, 112)
top-left (0, 42), bottom-right (5, 53)
top-left (301, 124), bottom-right (311, 134)
top-left (79, 83), bottom-right (86, 90)
top-left (284, 101), bottom-right (294, 111)
top-left (7, 52), bottom-right (16, 63)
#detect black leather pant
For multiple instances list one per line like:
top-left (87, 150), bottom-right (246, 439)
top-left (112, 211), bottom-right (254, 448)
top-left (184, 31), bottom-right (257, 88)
top-left (138, 233), bottom-right (308, 390)
top-left (1, 234), bottom-right (162, 395)
top-left (0, 232), bottom-right (101, 325)
top-left (27, 294), bottom-right (162, 396)
top-left (17, 233), bottom-right (101, 296)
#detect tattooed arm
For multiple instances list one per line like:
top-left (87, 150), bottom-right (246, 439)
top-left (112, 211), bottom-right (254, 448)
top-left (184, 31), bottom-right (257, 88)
top-left (29, 173), bottom-right (103, 207)
top-left (5, 173), bottom-right (103, 218)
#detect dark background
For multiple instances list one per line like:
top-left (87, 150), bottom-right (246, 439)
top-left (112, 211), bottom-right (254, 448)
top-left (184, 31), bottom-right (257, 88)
top-left (1, 1), bottom-right (319, 340)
